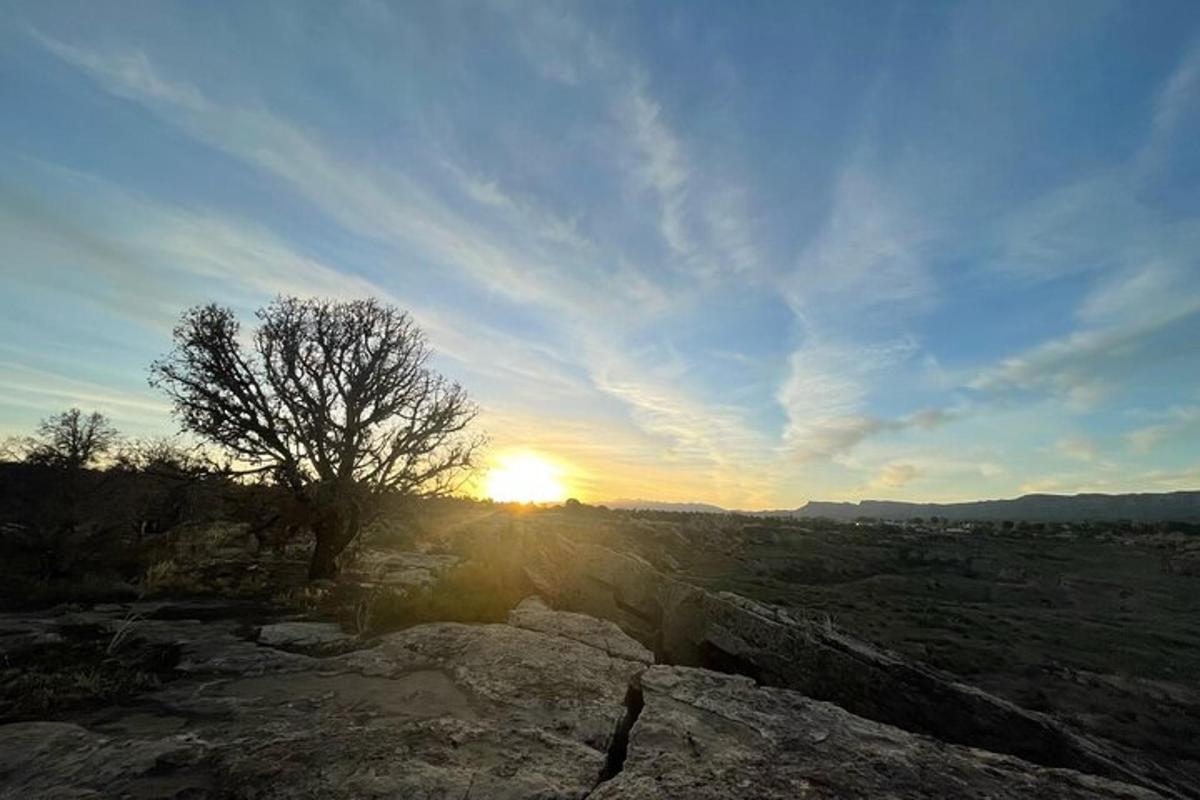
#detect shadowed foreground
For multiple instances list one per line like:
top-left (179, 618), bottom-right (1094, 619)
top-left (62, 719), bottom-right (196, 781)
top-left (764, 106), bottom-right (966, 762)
top-left (0, 597), bottom-right (1170, 799)
top-left (2, 497), bottom-right (1198, 798)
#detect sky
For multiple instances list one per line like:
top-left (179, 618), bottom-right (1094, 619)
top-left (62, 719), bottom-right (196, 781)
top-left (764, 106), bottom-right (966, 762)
top-left (1, 1), bottom-right (1199, 508)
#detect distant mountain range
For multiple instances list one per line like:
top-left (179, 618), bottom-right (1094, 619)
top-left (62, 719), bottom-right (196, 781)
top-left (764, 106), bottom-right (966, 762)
top-left (603, 491), bottom-right (1200, 522)
top-left (602, 499), bottom-right (730, 514)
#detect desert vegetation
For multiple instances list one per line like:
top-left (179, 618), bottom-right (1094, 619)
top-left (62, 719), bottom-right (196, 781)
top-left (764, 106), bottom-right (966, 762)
top-left (149, 296), bottom-right (484, 579)
top-left (1, 296), bottom-right (493, 608)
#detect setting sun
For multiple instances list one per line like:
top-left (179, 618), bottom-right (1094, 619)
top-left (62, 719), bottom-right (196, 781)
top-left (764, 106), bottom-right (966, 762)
top-left (484, 451), bottom-right (568, 504)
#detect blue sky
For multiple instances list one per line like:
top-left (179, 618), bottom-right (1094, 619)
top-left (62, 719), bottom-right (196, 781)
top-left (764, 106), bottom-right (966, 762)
top-left (1, 1), bottom-right (1199, 507)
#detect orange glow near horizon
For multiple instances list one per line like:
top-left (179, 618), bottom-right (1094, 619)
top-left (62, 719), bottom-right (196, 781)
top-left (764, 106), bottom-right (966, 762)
top-left (483, 450), bottom-right (569, 503)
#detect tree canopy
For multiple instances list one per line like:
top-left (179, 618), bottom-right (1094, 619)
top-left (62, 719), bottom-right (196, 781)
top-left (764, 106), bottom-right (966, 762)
top-left (22, 408), bottom-right (120, 470)
top-left (150, 296), bottom-right (484, 577)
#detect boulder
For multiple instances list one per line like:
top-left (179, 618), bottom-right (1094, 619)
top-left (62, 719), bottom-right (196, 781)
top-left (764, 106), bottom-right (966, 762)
top-left (361, 550), bottom-right (462, 593)
top-left (257, 620), bottom-right (352, 649)
top-left (591, 666), bottom-right (1167, 799)
top-left (522, 534), bottom-right (663, 643)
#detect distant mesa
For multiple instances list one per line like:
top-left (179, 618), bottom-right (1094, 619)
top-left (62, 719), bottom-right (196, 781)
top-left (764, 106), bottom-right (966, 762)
top-left (777, 490), bottom-right (1200, 523)
top-left (606, 491), bottom-right (1200, 522)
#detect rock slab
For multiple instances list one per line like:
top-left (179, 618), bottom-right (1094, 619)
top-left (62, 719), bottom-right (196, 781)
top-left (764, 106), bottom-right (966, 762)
top-left (508, 595), bottom-right (654, 664)
top-left (592, 665), bottom-right (1166, 800)
top-left (520, 530), bottom-right (1192, 798)
top-left (0, 599), bottom-right (649, 799)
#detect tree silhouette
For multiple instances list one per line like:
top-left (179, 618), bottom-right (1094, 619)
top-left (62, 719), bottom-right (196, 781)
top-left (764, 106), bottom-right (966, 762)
top-left (24, 408), bottom-right (120, 469)
top-left (150, 296), bottom-right (483, 579)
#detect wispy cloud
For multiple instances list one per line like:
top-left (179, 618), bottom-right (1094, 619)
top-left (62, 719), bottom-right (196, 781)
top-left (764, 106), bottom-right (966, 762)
top-left (0, 159), bottom-right (383, 330)
top-left (8, 6), bottom-right (1200, 505)
top-left (870, 462), bottom-right (919, 489)
top-left (785, 166), bottom-right (937, 318)
top-left (618, 81), bottom-right (691, 257)
top-left (1125, 425), bottom-right (1170, 455)
top-left (586, 341), bottom-right (780, 505)
top-left (0, 156), bottom-right (592, 415)
top-left (1139, 35), bottom-right (1200, 172)
top-left (0, 362), bottom-right (171, 433)
top-left (967, 307), bottom-right (1198, 412)
top-left (29, 26), bottom-right (792, 505)
top-left (1020, 464), bottom-right (1200, 496)
top-left (1054, 437), bottom-right (1098, 463)
top-left (1124, 403), bottom-right (1200, 455)
top-left (33, 32), bottom-right (669, 327)
top-left (776, 335), bottom-right (939, 462)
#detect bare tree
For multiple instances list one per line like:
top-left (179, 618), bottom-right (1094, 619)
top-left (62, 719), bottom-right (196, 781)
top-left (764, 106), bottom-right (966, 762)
top-left (150, 297), bottom-right (484, 579)
top-left (23, 408), bottom-right (120, 469)
top-left (3, 409), bottom-right (120, 576)
top-left (0, 436), bottom-right (22, 462)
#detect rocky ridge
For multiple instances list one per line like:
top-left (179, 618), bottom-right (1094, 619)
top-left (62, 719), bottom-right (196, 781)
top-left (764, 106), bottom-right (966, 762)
top-left (0, 593), bottom-right (1180, 799)
top-left (516, 530), bottom-right (1194, 798)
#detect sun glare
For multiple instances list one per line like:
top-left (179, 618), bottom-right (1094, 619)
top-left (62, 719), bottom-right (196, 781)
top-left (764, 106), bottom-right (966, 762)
top-left (484, 451), bottom-right (567, 504)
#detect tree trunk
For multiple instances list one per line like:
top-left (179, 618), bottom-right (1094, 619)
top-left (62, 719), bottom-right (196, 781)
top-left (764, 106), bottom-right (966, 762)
top-left (307, 506), bottom-right (361, 581)
top-left (308, 527), bottom-right (340, 580)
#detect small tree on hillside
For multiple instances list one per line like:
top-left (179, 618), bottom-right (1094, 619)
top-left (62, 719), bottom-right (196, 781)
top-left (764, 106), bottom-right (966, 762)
top-left (23, 408), bottom-right (120, 469)
top-left (3, 409), bottom-right (119, 576)
top-left (149, 296), bottom-right (483, 579)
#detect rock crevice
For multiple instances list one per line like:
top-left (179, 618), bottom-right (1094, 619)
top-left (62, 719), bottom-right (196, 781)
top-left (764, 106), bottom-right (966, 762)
top-left (597, 679), bottom-right (645, 785)
top-left (588, 666), bottom-right (1171, 800)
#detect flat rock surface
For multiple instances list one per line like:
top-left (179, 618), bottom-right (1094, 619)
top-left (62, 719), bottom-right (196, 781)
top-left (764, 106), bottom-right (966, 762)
top-left (0, 600), bottom-right (1180, 799)
top-left (0, 721), bottom-right (211, 799)
top-left (0, 599), bottom-right (648, 799)
top-left (508, 596), bottom-right (654, 664)
top-left (592, 665), bottom-right (1166, 800)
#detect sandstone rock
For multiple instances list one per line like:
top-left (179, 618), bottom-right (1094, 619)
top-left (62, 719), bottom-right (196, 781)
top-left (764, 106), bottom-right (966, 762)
top-left (2, 587), bottom-right (1191, 799)
top-left (520, 530), bottom-right (1191, 798)
top-left (362, 550), bottom-right (461, 592)
top-left (336, 621), bottom-right (646, 757)
top-left (0, 721), bottom-right (210, 799)
top-left (507, 596), bottom-right (654, 664)
top-left (203, 621), bottom-right (645, 797)
top-left (168, 619), bottom-right (321, 677)
top-left (0, 604), bottom-right (648, 799)
top-left (0, 618), bottom-right (64, 657)
top-left (523, 534), bottom-right (663, 643)
top-left (663, 589), bottom-right (1186, 795)
top-left (591, 665), bottom-right (1167, 800)
top-left (257, 620), bottom-right (351, 649)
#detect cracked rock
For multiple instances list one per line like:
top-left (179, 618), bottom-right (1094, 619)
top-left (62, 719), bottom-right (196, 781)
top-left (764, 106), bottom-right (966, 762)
top-left (590, 665), bottom-right (1169, 799)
